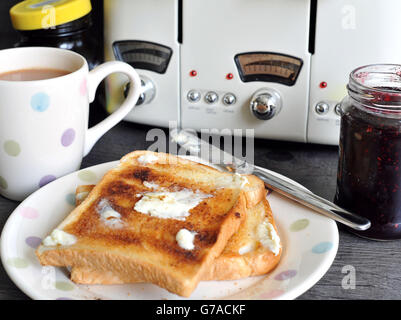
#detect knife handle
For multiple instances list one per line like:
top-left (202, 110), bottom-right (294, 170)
top-left (253, 166), bottom-right (371, 231)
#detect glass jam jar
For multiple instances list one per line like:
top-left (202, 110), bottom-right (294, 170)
top-left (335, 64), bottom-right (401, 240)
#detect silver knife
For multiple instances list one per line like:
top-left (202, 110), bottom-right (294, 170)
top-left (170, 129), bottom-right (371, 231)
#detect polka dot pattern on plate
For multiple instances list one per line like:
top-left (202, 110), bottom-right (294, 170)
top-left (4, 140), bottom-right (21, 157)
top-left (312, 241), bottom-right (333, 254)
top-left (0, 176), bottom-right (8, 189)
top-left (31, 92), bottom-right (50, 112)
top-left (65, 193), bottom-right (76, 206)
top-left (6, 257), bottom-right (29, 268)
top-left (39, 175), bottom-right (56, 188)
top-left (274, 269), bottom-right (297, 281)
top-left (25, 236), bottom-right (42, 249)
top-left (78, 170), bottom-right (97, 182)
top-left (19, 207), bottom-right (39, 219)
top-left (55, 281), bottom-right (75, 291)
top-left (290, 219), bottom-right (310, 232)
top-left (61, 128), bottom-right (76, 147)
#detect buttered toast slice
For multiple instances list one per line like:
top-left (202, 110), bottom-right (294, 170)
top-left (71, 194), bottom-right (281, 284)
top-left (36, 151), bottom-right (251, 297)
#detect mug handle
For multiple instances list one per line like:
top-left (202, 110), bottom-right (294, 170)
top-left (83, 61), bottom-right (141, 156)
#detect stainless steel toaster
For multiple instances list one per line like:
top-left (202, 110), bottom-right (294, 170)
top-left (104, 0), bottom-right (401, 145)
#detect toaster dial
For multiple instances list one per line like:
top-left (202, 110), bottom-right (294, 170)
top-left (205, 91), bottom-right (219, 104)
top-left (124, 75), bottom-right (155, 106)
top-left (250, 89), bottom-right (282, 120)
top-left (223, 93), bottom-right (237, 106)
top-left (187, 90), bottom-right (201, 103)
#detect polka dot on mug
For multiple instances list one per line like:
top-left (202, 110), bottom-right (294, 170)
top-left (274, 269), bottom-right (297, 281)
top-left (80, 78), bottom-right (87, 96)
top-left (61, 128), bottom-right (76, 147)
top-left (4, 140), bottom-right (21, 157)
top-left (25, 236), bottom-right (42, 249)
top-left (39, 175), bottom-right (56, 188)
top-left (31, 92), bottom-right (50, 112)
top-left (312, 241), bottom-right (333, 254)
top-left (19, 207), bottom-right (39, 219)
top-left (0, 176), bottom-right (8, 189)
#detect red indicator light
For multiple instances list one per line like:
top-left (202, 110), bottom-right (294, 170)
top-left (190, 70), bottom-right (197, 77)
top-left (319, 81), bottom-right (327, 89)
top-left (226, 73), bottom-right (234, 80)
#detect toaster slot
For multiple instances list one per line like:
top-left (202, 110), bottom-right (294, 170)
top-left (308, 0), bottom-right (318, 54)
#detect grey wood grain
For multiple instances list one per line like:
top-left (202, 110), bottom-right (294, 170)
top-left (1, 119), bottom-right (400, 300)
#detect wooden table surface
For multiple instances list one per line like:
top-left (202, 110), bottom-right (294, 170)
top-left (1, 119), bottom-right (400, 300)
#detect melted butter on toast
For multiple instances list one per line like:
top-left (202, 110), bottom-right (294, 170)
top-left (257, 219), bottom-right (281, 256)
top-left (97, 199), bottom-right (125, 228)
top-left (43, 229), bottom-right (77, 247)
top-left (134, 189), bottom-right (212, 221)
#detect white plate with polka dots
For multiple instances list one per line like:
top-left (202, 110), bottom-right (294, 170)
top-left (1, 159), bottom-right (338, 300)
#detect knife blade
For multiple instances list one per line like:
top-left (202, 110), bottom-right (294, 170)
top-left (170, 128), bottom-right (371, 231)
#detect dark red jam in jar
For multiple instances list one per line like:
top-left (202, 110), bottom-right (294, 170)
top-left (335, 64), bottom-right (401, 240)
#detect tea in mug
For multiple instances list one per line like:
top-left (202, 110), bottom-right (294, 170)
top-left (0, 68), bottom-right (70, 81)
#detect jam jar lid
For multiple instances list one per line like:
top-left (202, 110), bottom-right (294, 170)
top-left (348, 64), bottom-right (401, 115)
top-left (10, 0), bottom-right (92, 31)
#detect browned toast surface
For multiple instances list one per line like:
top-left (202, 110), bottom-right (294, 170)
top-left (36, 151), bottom-right (248, 296)
top-left (72, 187), bottom-right (281, 284)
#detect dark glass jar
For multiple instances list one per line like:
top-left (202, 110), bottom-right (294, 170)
top-left (335, 64), bottom-right (401, 240)
top-left (14, 14), bottom-right (101, 70)
top-left (10, 0), bottom-right (102, 70)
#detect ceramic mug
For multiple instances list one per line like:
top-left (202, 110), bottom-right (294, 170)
top-left (0, 47), bottom-right (141, 201)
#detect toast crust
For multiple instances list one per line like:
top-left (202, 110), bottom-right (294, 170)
top-left (36, 151), bottom-right (248, 296)
top-left (202, 198), bottom-right (281, 280)
top-left (243, 175), bottom-right (267, 208)
top-left (70, 197), bottom-right (281, 284)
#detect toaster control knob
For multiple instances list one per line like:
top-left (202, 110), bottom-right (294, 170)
top-left (124, 75), bottom-right (155, 106)
top-left (205, 91), bottom-right (218, 104)
top-left (187, 90), bottom-right (201, 102)
top-left (250, 89), bottom-right (282, 120)
top-left (223, 93), bottom-right (236, 106)
top-left (315, 102), bottom-right (329, 115)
